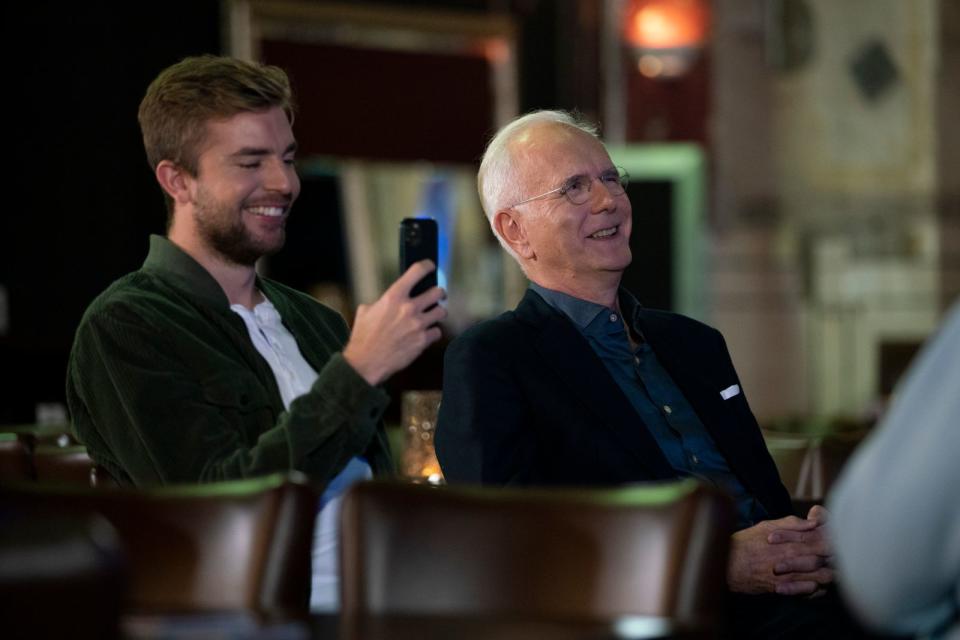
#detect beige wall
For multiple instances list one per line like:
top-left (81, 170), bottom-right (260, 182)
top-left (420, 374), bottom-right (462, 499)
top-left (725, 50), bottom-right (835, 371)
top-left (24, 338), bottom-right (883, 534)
top-left (709, 0), bottom-right (950, 423)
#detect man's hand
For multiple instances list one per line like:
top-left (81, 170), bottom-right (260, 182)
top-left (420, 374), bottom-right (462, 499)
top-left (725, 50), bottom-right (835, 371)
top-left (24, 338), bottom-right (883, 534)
top-left (727, 508), bottom-right (834, 596)
top-left (343, 260), bottom-right (447, 386)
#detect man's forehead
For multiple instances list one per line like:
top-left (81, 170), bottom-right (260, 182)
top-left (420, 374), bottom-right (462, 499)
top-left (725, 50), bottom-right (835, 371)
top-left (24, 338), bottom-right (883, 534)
top-left (510, 123), bottom-right (612, 183)
top-left (196, 107), bottom-right (295, 156)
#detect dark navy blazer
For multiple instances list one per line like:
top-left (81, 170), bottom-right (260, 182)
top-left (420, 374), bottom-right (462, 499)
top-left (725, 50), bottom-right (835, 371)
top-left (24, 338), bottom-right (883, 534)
top-left (436, 288), bottom-right (793, 520)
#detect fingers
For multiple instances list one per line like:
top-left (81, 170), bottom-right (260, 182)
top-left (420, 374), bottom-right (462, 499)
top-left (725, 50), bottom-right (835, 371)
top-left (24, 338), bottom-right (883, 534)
top-left (412, 285), bottom-right (447, 310)
top-left (768, 533), bottom-right (831, 559)
top-left (774, 567), bottom-right (835, 595)
top-left (770, 515), bottom-right (820, 531)
top-left (767, 516), bottom-right (822, 543)
top-left (767, 530), bottom-right (831, 558)
top-left (806, 504), bottom-right (829, 525)
top-left (768, 529), bottom-right (816, 544)
top-left (391, 259), bottom-right (436, 296)
top-left (424, 324), bottom-right (443, 346)
top-left (774, 554), bottom-right (828, 575)
top-left (775, 580), bottom-right (820, 596)
top-left (423, 301), bottom-right (448, 326)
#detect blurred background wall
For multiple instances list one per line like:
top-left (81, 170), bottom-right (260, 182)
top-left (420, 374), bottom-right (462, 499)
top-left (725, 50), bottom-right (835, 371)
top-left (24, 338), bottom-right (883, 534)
top-left (3, 0), bottom-right (957, 435)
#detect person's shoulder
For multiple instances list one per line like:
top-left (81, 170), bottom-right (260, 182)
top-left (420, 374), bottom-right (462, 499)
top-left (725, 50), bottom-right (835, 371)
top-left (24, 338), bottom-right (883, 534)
top-left (460, 308), bottom-right (525, 340)
top-left (448, 308), bottom-right (528, 355)
top-left (79, 269), bottom-right (165, 326)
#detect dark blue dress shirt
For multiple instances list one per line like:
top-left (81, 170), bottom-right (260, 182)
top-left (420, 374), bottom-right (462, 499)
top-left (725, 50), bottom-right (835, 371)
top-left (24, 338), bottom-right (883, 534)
top-left (530, 283), bottom-right (767, 529)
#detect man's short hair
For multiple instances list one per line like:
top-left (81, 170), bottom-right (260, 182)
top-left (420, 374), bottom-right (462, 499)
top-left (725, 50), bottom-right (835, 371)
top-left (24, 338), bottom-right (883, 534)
top-left (477, 110), bottom-right (600, 257)
top-left (138, 55), bottom-right (295, 216)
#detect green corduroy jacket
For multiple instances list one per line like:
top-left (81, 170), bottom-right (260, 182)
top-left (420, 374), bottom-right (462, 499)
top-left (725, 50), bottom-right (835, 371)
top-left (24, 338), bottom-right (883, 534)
top-left (66, 235), bottom-right (393, 486)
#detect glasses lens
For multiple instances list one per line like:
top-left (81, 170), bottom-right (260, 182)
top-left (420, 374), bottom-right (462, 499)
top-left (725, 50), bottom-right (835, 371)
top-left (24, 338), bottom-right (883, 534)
top-left (617, 167), bottom-right (630, 193)
top-left (565, 170), bottom-right (628, 205)
top-left (564, 177), bottom-right (590, 205)
top-left (610, 168), bottom-right (629, 195)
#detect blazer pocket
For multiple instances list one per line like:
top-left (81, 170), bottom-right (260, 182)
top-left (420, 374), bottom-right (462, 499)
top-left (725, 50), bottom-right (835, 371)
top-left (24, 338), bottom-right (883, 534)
top-left (719, 384), bottom-right (740, 400)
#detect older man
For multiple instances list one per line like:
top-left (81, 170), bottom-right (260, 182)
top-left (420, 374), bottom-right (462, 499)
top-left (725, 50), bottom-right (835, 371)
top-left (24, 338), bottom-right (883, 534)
top-left (436, 111), bottom-right (863, 637)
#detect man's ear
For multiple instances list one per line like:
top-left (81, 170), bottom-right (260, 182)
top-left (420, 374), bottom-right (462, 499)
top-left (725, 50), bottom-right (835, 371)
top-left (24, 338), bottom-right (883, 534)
top-left (494, 209), bottom-right (535, 260)
top-left (155, 160), bottom-right (194, 207)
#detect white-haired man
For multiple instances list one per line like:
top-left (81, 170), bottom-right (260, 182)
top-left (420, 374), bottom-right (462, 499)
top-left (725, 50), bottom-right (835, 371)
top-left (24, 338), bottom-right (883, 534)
top-left (436, 110), bottom-right (868, 638)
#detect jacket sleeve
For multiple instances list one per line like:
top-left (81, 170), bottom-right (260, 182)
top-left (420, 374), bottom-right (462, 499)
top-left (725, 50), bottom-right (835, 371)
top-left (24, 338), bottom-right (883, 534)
top-left (435, 328), bottom-right (537, 485)
top-left (67, 303), bottom-right (390, 486)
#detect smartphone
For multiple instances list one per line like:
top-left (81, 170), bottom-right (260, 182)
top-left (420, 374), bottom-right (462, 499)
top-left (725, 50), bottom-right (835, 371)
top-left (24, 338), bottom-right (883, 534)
top-left (400, 217), bottom-right (438, 298)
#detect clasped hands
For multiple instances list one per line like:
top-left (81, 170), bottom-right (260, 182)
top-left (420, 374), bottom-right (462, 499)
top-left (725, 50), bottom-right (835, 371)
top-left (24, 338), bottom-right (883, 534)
top-left (727, 505), bottom-right (834, 597)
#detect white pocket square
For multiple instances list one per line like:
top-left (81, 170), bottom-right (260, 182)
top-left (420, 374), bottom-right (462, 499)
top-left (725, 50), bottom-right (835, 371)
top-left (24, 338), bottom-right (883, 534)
top-left (720, 384), bottom-right (740, 400)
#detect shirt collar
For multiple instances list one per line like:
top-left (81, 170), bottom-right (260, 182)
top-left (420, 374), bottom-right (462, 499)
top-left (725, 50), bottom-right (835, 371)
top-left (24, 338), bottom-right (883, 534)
top-left (617, 288), bottom-right (645, 334)
top-left (529, 282), bottom-right (611, 330)
top-left (529, 281), bottom-right (646, 340)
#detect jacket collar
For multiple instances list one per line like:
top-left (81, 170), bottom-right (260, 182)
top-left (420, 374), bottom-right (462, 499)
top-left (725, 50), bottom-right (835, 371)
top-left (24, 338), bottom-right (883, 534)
top-left (142, 235), bottom-right (244, 312)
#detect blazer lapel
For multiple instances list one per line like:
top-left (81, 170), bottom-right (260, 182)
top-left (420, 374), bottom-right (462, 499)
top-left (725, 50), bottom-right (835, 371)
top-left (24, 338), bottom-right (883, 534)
top-left (634, 313), bottom-right (738, 455)
top-left (516, 291), bottom-right (675, 479)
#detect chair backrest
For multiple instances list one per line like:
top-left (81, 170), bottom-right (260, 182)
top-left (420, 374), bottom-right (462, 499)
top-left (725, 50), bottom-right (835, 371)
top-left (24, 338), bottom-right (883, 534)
top-left (340, 479), bottom-right (733, 629)
top-left (0, 512), bottom-right (126, 640)
top-left (32, 444), bottom-right (97, 486)
top-left (763, 428), bottom-right (869, 501)
top-left (0, 424), bottom-right (83, 484)
top-left (1, 473), bottom-right (317, 620)
top-left (0, 432), bottom-right (34, 482)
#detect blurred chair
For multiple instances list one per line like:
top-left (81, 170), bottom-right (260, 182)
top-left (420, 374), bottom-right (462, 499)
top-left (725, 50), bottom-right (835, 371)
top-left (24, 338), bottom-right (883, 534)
top-left (763, 426), bottom-right (869, 503)
top-left (0, 422), bottom-right (81, 483)
top-left (32, 443), bottom-right (99, 486)
top-left (340, 479), bottom-right (734, 637)
top-left (0, 511), bottom-right (126, 640)
top-left (1, 472), bottom-right (318, 622)
top-left (0, 431), bottom-right (35, 482)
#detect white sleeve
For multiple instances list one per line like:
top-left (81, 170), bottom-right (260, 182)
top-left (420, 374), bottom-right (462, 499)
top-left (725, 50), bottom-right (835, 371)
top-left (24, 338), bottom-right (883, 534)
top-left (828, 302), bottom-right (960, 637)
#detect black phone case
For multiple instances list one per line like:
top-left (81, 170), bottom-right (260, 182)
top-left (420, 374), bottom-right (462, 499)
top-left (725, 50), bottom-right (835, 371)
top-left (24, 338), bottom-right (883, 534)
top-left (400, 218), bottom-right (438, 297)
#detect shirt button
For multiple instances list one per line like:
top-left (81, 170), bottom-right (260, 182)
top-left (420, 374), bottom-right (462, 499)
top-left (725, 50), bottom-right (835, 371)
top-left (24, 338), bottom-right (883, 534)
top-left (634, 356), bottom-right (640, 365)
top-left (609, 313), bottom-right (618, 322)
top-left (663, 405), bottom-right (672, 414)
top-left (691, 454), bottom-right (699, 465)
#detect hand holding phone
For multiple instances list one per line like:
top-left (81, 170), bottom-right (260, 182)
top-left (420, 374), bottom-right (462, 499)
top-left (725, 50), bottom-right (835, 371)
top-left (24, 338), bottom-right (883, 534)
top-left (341, 217), bottom-right (446, 385)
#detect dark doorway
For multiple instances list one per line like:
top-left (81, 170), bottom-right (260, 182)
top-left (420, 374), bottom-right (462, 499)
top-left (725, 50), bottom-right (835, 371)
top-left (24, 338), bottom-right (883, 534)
top-left (620, 180), bottom-right (674, 311)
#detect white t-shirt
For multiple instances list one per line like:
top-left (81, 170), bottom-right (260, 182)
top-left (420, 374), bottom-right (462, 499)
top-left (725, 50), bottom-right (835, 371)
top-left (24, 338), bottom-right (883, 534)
top-left (231, 298), bottom-right (372, 612)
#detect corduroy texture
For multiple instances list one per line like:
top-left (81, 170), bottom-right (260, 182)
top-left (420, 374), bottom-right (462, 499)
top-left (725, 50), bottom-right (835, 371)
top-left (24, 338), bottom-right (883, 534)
top-left (66, 235), bottom-right (392, 486)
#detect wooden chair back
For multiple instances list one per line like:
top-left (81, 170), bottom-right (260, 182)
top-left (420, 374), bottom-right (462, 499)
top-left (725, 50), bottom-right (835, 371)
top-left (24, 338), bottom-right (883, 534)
top-left (340, 479), bottom-right (733, 633)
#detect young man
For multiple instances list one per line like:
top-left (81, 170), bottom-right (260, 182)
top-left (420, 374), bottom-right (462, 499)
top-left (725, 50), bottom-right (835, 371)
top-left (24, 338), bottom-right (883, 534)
top-left (436, 110), bottom-right (864, 638)
top-left (66, 55), bottom-right (446, 609)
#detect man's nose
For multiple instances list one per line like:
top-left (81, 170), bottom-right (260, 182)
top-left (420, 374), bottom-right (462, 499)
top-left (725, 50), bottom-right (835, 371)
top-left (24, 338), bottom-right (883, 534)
top-left (589, 177), bottom-right (617, 212)
top-left (264, 159), bottom-right (296, 193)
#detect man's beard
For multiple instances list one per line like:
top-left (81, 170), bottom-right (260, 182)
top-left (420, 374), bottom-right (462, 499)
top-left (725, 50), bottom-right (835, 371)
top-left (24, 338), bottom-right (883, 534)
top-left (193, 190), bottom-right (286, 267)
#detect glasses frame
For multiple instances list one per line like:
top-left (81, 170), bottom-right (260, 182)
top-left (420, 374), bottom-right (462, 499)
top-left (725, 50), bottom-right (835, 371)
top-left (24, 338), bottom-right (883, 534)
top-left (508, 166), bottom-right (630, 209)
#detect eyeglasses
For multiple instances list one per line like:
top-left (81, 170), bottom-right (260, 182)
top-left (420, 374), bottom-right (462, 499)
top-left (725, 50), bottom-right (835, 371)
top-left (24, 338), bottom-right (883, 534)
top-left (509, 167), bottom-right (630, 208)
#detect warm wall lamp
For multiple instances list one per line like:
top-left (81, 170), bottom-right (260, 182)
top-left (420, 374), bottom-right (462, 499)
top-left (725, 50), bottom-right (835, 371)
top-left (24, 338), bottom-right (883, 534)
top-left (623, 0), bottom-right (710, 79)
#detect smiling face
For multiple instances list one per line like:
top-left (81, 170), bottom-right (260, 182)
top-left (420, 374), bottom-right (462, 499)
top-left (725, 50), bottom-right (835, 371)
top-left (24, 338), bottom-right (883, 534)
top-left (501, 123), bottom-right (632, 297)
top-left (177, 106), bottom-right (300, 267)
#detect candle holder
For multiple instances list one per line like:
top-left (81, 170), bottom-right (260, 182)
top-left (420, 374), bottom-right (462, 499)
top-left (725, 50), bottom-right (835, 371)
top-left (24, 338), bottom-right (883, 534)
top-left (400, 390), bottom-right (444, 484)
